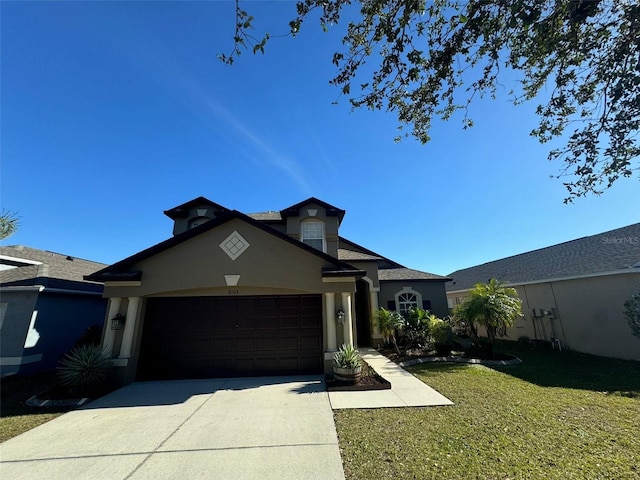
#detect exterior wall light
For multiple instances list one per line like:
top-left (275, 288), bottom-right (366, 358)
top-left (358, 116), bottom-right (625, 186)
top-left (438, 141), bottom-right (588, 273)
top-left (336, 309), bottom-right (345, 325)
top-left (111, 313), bottom-right (126, 330)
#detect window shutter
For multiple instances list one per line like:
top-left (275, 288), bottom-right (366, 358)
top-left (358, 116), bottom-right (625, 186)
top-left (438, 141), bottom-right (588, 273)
top-left (422, 300), bottom-right (431, 310)
top-left (387, 301), bottom-right (396, 310)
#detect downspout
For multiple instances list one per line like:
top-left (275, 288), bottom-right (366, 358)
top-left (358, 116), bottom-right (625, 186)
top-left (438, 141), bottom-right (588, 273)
top-left (522, 285), bottom-right (538, 340)
top-left (549, 282), bottom-right (568, 346)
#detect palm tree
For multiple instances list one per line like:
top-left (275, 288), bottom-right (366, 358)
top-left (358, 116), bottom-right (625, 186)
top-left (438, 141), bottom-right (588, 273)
top-left (453, 278), bottom-right (523, 345)
top-left (374, 307), bottom-right (403, 354)
top-left (0, 210), bottom-right (19, 240)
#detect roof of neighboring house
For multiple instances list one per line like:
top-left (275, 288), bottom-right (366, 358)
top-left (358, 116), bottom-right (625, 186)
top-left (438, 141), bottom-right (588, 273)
top-left (86, 210), bottom-right (363, 282)
top-left (0, 246), bottom-right (106, 292)
top-left (379, 268), bottom-right (452, 281)
top-left (447, 222), bottom-right (640, 292)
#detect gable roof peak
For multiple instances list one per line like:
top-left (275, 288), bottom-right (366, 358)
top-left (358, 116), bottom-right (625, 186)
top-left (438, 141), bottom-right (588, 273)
top-left (280, 197), bottom-right (346, 220)
top-left (163, 196), bottom-right (230, 219)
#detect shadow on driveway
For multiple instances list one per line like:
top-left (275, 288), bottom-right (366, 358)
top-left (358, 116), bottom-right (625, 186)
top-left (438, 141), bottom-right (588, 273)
top-left (84, 375), bottom-right (326, 409)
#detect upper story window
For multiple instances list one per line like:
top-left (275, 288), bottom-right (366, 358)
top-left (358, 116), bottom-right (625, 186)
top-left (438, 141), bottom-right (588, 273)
top-left (301, 220), bottom-right (325, 252)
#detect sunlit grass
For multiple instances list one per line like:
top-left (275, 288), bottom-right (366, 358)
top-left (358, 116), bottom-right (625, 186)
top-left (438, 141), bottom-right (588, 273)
top-left (334, 345), bottom-right (640, 479)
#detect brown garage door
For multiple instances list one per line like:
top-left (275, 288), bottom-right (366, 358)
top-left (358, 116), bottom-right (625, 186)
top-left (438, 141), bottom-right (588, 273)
top-left (137, 295), bottom-right (323, 380)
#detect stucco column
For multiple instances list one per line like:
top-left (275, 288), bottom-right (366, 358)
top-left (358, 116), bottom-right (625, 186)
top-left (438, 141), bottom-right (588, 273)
top-left (118, 296), bottom-right (140, 359)
top-left (102, 297), bottom-right (122, 357)
top-left (341, 292), bottom-right (354, 347)
top-left (370, 290), bottom-right (380, 337)
top-left (325, 292), bottom-right (337, 351)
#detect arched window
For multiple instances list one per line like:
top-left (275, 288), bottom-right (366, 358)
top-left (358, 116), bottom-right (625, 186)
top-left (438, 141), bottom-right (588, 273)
top-left (394, 287), bottom-right (423, 316)
top-left (301, 220), bottom-right (325, 252)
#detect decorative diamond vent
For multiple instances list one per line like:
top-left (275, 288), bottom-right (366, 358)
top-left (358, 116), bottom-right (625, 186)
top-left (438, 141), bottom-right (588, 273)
top-left (219, 231), bottom-right (250, 261)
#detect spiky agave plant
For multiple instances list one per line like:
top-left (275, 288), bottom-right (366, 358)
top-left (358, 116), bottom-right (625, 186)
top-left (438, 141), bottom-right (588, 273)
top-left (333, 344), bottom-right (362, 369)
top-left (57, 344), bottom-right (113, 390)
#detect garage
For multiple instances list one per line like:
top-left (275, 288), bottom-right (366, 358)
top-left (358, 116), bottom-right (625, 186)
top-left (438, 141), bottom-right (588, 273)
top-left (137, 294), bottom-right (323, 380)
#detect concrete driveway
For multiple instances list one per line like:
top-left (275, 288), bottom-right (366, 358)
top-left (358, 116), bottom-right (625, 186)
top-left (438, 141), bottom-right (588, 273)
top-left (0, 376), bottom-right (345, 480)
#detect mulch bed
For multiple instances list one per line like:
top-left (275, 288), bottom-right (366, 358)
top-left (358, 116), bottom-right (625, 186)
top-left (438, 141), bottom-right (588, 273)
top-left (26, 383), bottom-right (118, 408)
top-left (326, 360), bottom-right (392, 392)
top-left (380, 347), bottom-right (520, 365)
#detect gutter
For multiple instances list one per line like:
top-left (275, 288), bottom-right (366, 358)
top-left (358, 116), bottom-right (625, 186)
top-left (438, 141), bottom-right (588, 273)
top-left (0, 285), bottom-right (103, 296)
top-left (0, 285), bottom-right (45, 293)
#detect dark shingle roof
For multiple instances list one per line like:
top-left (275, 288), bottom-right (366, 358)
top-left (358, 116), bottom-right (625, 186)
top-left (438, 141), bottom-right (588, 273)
top-left (0, 246), bottom-right (106, 292)
top-left (280, 197), bottom-right (346, 222)
top-left (338, 237), bottom-right (404, 269)
top-left (447, 223), bottom-right (640, 291)
top-left (337, 249), bottom-right (381, 261)
top-left (164, 197), bottom-right (230, 219)
top-left (379, 268), bottom-right (451, 281)
top-left (248, 211), bottom-right (282, 221)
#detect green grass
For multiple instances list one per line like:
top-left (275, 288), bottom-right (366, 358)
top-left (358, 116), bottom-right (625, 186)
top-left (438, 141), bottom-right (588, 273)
top-left (0, 372), bottom-right (73, 443)
top-left (334, 343), bottom-right (640, 479)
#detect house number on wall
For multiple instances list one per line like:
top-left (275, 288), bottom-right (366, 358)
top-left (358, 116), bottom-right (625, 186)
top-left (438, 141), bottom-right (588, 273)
top-left (228, 289), bottom-right (239, 295)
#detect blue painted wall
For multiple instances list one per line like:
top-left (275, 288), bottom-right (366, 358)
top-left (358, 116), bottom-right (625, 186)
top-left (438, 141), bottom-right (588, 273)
top-left (17, 292), bottom-right (107, 376)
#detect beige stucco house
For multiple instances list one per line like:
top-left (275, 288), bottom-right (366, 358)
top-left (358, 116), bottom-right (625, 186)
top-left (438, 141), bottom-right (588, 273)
top-left (446, 223), bottom-right (640, 361)
top-left (87, 197), bottom-right (450, 385)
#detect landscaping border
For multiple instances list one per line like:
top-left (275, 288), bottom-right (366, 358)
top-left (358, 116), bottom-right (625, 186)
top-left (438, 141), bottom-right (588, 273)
top-left (26, 394), bottom-right (90, 408)
top-left (400, 354), bottom-right (522, 367)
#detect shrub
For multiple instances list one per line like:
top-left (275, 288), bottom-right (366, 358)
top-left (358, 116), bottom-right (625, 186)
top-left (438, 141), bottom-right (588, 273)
top-left (624, 288), bottom-right (640, 340)
top-left (57, 344), bottom-right (113, 392)
top-left (73, 325), bottom-right (103, 348)
top-left (451, 314), bottom-right (476, 338)
top-left (403, 308), bottom-right (432, 348)
top-left (468, 338), bottom-right (494, 359)
top-left (430, 317), bottom-right (453, 345)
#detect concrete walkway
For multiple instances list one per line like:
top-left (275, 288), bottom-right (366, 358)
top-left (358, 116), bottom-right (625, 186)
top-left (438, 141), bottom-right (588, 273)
top-left (328, 348), bottom-right (454, 409)
top-left (0, 376), bottom-right (344, 480)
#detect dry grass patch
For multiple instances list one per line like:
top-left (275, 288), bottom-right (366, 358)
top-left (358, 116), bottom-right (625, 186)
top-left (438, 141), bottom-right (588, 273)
top-left (0, 372), bottom-right (73, 443)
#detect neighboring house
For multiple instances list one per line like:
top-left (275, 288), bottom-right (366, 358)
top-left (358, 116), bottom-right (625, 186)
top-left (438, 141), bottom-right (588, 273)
top-left (446, 223), bottom-right (640, 361)
top-left (0, 246), bottom-right (108, 377)
top-left (86, 197), bottom-right (450, 385)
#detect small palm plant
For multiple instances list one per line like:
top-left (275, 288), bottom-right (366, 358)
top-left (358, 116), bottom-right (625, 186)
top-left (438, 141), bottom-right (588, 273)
top-left (57, 344), bottom-right (113, 395)
top-left (453, 278), bottom-right (523, 347)
top-left (375, 307), bottom-right (404, 354)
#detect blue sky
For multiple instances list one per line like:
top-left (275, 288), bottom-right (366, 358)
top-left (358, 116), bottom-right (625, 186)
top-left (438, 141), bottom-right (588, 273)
top-left (1, 1), bottom-right (637, 276)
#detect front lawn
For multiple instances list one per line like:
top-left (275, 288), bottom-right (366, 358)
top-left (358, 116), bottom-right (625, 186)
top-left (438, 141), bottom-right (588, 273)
top-left (334, 344), bottom-right (640, 479)
top-left (0, 372), bottom-right (74, 443)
